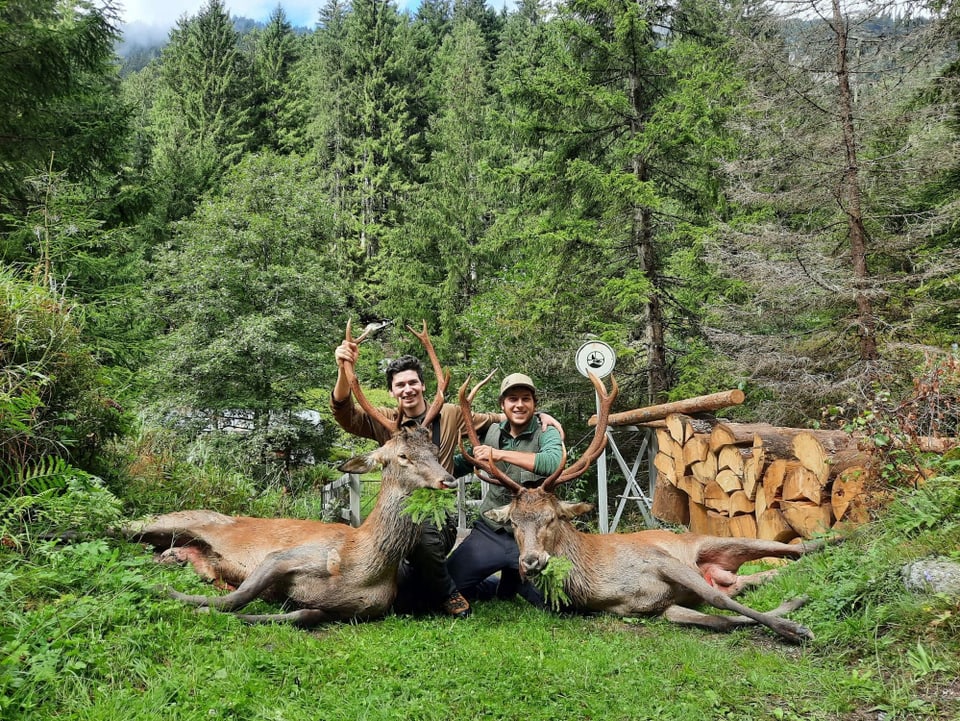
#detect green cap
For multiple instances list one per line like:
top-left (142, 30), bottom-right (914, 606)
top-left (499, 373), bottom-right (537, 399)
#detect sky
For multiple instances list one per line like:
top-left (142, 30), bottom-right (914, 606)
top-left (117, 0), bottom-right (323, 30)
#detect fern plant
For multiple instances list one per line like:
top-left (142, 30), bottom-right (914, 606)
top-left (0, 457), bottom-right (121, 547)
top-left (402, 488), bottom-right (457, 529)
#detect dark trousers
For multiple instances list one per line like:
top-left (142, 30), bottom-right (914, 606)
top-left (446, 521), bottom-right (543, 605)
top-left (393, 515), bottom-right (458, 615)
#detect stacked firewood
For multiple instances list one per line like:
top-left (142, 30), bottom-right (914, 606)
top-left (590, 389), bottom-right (955, 540)
top-left (650, 413), bottom-right (874, 540)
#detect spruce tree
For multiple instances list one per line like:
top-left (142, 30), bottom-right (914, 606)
top-left (341, 0), bottom-right (418, 261)
top-left (0, 0), bottom-right (129, 218)
top-left (148, 0), bottom-right (253, 223)
top-left (720, 1), bottom-right (954, 418)
top-left (377, 18), bottom-right (498, 355)
top-left (488, 0), bottom-right (737, 403)
top-left (250, 8), bottom-right (301, 153)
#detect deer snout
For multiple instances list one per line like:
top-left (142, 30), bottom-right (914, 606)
top-left (520, 550), bottom-right (550, 578)
top-left (440, 473), bottom-right (457, 489)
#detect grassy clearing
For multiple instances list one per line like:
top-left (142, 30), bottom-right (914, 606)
top-left (2, 474), bottom-right (959, 720)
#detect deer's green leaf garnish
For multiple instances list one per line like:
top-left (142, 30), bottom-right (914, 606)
top-left (402, 488), bottom-right (456, 529)
top-left (532, 555), bottom-right (573, 611)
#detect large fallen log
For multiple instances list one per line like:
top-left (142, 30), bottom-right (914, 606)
top-left (588, 389), bottom-right (744, 427)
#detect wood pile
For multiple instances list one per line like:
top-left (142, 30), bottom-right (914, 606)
top-left (591, 389), bottom-right (955, 540)
top-left (650, 413), bottom-right (874, 541)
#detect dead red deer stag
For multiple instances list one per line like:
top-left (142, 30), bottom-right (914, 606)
top-left (124, 321), bottom-right (453, 627)
top-left (458, 372), bottom-right (835, 643)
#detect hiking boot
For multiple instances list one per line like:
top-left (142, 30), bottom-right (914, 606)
top-left (442, 591), bottom-right (472, 619)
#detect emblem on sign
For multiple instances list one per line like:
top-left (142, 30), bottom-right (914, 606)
top-left (575, 341), bottom-right (616, 379)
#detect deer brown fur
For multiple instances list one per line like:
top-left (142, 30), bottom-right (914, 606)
top-left (460, 372), bottom-right (834, 643)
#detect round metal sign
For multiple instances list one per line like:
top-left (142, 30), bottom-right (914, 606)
top-left (575, 340), bottom-right (616, 379)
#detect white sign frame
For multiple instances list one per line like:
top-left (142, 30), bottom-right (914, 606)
top-left (575, 340), bottom-right (616, 379)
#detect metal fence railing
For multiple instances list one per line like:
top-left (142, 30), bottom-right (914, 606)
top-left (321, 474), bottom-right (488, 530)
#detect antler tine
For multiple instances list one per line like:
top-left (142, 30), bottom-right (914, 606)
top-left (351, 322), bottom-right (374, 344)
top-left (545, 373), bottom-right (618, 492)
top-left (457, 372), bottom-right (523, 493)
top-left (342, 321), bottom-right (398, 434)
top-left (407, 321), bottom-right (450, 427)
top-left (540, 444), bottom-right (569, 489)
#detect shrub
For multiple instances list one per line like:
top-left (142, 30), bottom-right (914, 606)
top-left (0, 268), bottom-right (124, 482)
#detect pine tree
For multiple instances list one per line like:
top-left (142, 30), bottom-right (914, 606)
top-left (0, 0), bottom-right (129, 218)
top-left (148, 0), bottom-right (254, 223)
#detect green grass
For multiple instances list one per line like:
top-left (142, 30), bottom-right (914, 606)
top-left (2, 474), bottom-right (959, 720)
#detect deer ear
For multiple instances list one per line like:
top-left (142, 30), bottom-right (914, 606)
top-left (483, 505), bottom-right (511, 525)
top-left (558, 501), bottom-right (594, 520)
top-left (338, 450), bottom-right (380, 474)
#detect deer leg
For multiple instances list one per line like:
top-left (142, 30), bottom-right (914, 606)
top-left (231, 608), bottom-right (331, 627)
top-left (697, 536), bottom-right (838, 572)
top-left (168, 547), bottom-right (317, 611)
top-left (661, 563), bottom-right (814, 643)
top-left (702, 565), bottom-right (780, 596)
top-left (663, 596), bottom-right (809, 631)
top-left (731, 568), bottom-right (780, 591)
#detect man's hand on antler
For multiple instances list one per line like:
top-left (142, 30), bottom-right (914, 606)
top-left (334, 339), bottom-right (358, 368)
top-left (472, 445), bottom-right (496, 464)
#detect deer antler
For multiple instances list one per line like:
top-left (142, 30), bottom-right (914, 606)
top-left (458, 370), bottom-right (614, 494)
top-left (545, 372), bottom-right (617, 492)
top-left (456, 371), bottom-right (525, 492)
top-left (457, 372), bottom-right (571, 492)
top-left (406, 321), bottom-right (450, 428)
top-left (343, 319), bottom-right (398, 434)
top-left (342, 320), bottom-right (450, 434)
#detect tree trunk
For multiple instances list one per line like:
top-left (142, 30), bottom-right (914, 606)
top-left (832, 0), bottom-right (878, 362)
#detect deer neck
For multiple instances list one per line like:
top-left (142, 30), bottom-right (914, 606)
top-left (551, 524), bottom-right (593, 604)
top-left (351, 480), bottom-right (421, 580)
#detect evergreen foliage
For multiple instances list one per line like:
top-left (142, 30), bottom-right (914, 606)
top-left (718, 3), bottom-right (956, 422)
top-left (0, 0), bottom-right (129, 218)
top-left (148, 0), bottom-right (254, 223)
top-left (143, 152), bottom-right (346, 478)
top-left (0, 4), bottom-right (958, 716)
top-left (0, 0), bottom-right (957, 514)
top-left (249, 8), bottom-right (302, 153)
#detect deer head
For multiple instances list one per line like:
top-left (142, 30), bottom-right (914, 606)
top-left (458, 371), bottom-right (617, 577)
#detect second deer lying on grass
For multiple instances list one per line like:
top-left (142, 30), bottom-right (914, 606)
top-left (459, 372), bottom-right (836, 643)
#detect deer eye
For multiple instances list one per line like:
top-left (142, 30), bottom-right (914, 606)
top-left (397, 453), bottom-right (408, 461)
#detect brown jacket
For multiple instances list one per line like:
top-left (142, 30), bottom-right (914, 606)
top-left (330, 396), bottom-right (499, 474)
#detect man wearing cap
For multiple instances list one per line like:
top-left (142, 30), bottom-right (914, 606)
top-left (331, 340), bottom-right (563, 619)
top-left (447, 372), bottom-right (564, 603)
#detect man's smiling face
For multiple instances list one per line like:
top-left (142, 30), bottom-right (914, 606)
top-left (501, 388), bottom-right (535, 431)
top-left (389, 369), bottom-right (426, 417)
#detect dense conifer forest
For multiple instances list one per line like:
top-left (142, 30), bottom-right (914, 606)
top-left (1, 0), bottom-right (958, 506)
top-left (3, 3), bottom-right (960, 718)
